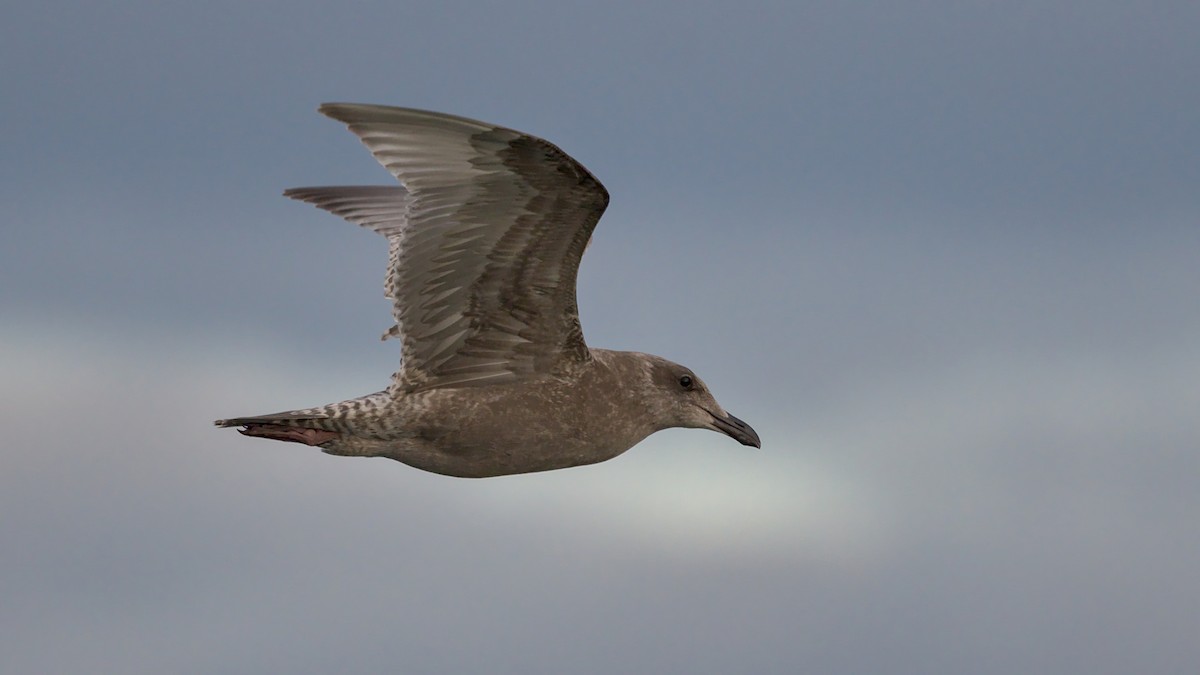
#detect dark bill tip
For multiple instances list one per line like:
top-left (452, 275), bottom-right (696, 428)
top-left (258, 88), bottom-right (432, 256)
top-left (711, 411), bottom-right (761, 448)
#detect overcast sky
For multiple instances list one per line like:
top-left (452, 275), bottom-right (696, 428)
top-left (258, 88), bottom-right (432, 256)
top-left (3, 1), bottom-right (1199, 673)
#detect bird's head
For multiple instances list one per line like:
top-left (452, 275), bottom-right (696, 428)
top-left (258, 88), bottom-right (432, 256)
top-left (641, 355), bottom-right (761, 448)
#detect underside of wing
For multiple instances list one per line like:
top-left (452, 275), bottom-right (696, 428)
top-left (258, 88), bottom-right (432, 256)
top-left (291, 104), bottom-right (610, 391)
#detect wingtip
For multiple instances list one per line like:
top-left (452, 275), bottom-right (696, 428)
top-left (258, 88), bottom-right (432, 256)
top-left (318, 102), bottom-right (380, 124)
top-left (317, 102), bottom-right (348, 119)
top-left (315, 103), bottom-right (498, 134)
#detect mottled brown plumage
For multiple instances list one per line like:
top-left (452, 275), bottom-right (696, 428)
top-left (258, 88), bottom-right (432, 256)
top-left (215, 103), bottom-right (759, 477)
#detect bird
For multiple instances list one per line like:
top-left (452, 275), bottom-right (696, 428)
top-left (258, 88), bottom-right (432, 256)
top-left (214, 103), bottom-right (760, 478)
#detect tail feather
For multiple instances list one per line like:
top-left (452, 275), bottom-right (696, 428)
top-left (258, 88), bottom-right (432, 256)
top-left (214, 411), bottom-right (340, 447)
top-left (215, 392), bottom-right (392, 450)
top-left (213, 411), bottom-right (330, 428)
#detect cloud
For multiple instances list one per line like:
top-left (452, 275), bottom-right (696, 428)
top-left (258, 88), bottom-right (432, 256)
top-left (5, 307), bottom-right (1198, 672)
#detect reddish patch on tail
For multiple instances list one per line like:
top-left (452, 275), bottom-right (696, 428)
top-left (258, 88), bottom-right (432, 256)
top-left (239, 424), bottom-right (340, 446)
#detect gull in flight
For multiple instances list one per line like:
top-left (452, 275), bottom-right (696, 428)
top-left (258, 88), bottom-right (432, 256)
top-left (215, 104), bottom-right (760, 477)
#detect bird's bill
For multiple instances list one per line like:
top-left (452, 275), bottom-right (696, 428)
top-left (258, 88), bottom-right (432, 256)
top-left (709, 411), bottom-right (761, 448)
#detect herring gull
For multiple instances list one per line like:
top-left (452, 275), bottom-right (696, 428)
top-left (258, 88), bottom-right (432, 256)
top-left (215, 103), bottom-right (760, 477)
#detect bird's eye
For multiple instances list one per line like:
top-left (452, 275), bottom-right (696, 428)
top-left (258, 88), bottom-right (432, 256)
top-left (679, 375), bottom-right (694, 390)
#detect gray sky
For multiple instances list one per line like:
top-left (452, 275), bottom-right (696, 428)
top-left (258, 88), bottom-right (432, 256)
top-left (3, 1), bottom-right (1199, 673)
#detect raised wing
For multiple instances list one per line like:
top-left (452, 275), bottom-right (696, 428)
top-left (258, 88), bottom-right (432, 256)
top-left (290, 104), bottom-right (610, 391)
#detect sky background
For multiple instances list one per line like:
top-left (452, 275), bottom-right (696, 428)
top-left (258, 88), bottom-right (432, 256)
top-left (3, 1), bottom-right (1199, 672)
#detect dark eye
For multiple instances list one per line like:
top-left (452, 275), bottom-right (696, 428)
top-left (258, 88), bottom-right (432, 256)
top-left (679, 375), bottom-right (694, 390)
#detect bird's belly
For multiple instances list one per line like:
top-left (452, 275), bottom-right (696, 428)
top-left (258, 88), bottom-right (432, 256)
top-left (341, 371), bottom-right (654, 478)
top-left (368, 410), bottom-right (645, 478)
